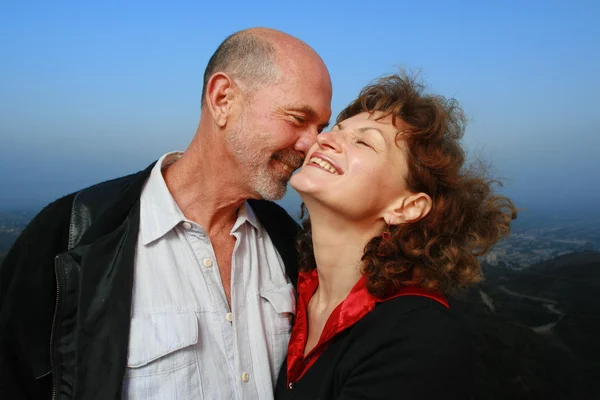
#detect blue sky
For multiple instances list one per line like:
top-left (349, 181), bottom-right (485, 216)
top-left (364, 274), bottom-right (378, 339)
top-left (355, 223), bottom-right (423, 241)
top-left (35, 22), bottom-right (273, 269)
top-left (0, 0), bottom-right (598, 216)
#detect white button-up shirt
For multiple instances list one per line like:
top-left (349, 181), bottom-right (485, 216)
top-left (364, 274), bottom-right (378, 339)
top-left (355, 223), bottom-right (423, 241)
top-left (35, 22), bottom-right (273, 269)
top-left (122, 152), bottom-right (296, 400)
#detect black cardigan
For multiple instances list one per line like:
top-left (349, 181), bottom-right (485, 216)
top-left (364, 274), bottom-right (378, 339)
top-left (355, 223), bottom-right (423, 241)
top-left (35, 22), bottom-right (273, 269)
top-left (275, 295), bottom-right (473, 400)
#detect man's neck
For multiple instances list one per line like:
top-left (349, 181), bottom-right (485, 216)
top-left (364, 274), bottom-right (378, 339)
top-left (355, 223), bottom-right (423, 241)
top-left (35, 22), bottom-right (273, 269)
top-left (163, 134), bottom-right (251, 234)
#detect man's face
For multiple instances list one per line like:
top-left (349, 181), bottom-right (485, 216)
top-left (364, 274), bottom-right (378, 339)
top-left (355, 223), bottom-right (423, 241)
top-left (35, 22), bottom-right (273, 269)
top-left (227, 66), bottom-right (332, 200)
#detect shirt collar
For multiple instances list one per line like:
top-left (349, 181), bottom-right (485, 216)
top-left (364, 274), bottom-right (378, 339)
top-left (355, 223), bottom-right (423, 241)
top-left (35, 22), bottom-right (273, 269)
top-left (139, 152), bottom-right (187, 245)
top-left (232, 201), bottom-right (261, 235)
top-left (297, 269), bottom-right (377, 332)
top-left (140, 152), bottom-right (262, 245)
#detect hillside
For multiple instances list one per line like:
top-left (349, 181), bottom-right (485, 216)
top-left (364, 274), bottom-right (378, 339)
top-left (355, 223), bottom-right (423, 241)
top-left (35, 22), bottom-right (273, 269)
top-left (0, 210), bottom-right (34, 252)
top-left (455, 251), bottom-right (600, 398)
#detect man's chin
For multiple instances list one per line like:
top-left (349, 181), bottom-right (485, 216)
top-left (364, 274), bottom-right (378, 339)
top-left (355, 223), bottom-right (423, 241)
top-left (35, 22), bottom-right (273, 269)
top-left (267, 182), bottom-right (288, 201)
top-left (253, 179), bottom-right (288, 201)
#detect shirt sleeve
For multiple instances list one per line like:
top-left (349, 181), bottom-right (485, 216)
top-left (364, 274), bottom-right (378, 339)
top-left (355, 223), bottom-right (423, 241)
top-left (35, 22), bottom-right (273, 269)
top-left (338, 306), bottom-right (473, 400)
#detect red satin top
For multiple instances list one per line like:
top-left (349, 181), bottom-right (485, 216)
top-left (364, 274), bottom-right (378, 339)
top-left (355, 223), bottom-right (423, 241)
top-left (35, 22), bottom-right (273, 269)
top-left (286, 269), bottom-right (449, 387)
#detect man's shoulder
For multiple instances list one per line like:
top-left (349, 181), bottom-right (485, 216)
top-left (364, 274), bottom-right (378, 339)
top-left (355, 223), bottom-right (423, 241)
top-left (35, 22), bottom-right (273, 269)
top-left (77, 164), bottom-right (155, 199)
top-left (247, 199), bottom-right (300, 233)
top-left (21, 191), bottom-right (78, 239)
top-left (25, 164), bottom-right (155, 245)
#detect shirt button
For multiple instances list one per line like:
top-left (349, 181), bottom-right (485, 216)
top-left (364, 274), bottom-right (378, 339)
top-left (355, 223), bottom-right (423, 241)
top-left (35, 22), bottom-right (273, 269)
top-left (225, 312), bottom-right (233, 322)
top-left (241, 372), bottom-right (249, 383)
top-left (182, 222), bottom-right (192, 230)
top-left (203, 258), bottom-right (213, 267)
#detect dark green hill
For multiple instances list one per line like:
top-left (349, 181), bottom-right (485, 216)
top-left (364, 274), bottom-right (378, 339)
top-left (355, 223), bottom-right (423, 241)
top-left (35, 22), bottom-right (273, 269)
top-left (455, 251), bottom-right (600, 398)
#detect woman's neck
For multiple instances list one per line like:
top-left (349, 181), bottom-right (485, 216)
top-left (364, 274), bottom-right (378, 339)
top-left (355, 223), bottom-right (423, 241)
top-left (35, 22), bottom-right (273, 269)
top-left (307, 204), bottom-right (382, 310)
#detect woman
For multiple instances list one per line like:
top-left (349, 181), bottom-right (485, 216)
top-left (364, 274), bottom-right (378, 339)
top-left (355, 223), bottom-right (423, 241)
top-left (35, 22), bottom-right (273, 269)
top-left (274, 73), bottom-right (516, 399)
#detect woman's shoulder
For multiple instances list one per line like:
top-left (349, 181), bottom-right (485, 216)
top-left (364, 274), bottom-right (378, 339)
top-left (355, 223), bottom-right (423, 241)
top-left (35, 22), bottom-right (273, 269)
top-left (329, 294), bottom-right (474, 398)
top-left (352, 294), bottom-right (472, 343)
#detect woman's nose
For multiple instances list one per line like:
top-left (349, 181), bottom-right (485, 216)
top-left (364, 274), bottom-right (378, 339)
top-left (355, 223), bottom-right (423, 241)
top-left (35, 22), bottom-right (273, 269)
top-left (316, 130), bottom-right (342, 152)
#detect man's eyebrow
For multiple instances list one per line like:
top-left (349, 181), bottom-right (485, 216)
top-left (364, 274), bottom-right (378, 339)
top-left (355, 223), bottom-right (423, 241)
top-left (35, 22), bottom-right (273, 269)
top-left (285, 105), bottom-right (318, 118)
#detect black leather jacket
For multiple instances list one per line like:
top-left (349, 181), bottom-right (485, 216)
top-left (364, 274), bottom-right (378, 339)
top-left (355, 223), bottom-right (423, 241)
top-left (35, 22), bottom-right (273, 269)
top-left (0, 163), bottom-right (300, 399)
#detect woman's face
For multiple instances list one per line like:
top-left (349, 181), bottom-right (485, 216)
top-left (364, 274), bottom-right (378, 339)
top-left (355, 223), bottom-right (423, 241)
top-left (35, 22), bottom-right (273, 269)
top-left (291, 111), bottom-right (414, 221)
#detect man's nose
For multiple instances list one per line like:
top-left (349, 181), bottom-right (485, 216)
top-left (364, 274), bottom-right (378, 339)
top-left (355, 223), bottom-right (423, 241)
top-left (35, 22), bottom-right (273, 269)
top-left (293, 128), bottom-right (320, 158)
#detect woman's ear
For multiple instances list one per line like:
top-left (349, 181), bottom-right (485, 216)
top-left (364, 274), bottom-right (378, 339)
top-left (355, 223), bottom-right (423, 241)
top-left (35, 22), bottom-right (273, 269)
top-left (384, 192), bottom-right (432, 225)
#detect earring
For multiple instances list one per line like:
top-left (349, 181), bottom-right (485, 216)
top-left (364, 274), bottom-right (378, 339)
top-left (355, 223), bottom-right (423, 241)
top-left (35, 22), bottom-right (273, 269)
top-left (378, 223), bottom-right (391, 256)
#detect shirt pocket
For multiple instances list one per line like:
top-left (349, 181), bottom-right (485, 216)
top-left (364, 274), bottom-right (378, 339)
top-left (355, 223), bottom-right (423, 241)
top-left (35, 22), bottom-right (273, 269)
top-left (124, 312), bottom-right (199, 377)
top-left (260, 283), bottom-right (296, 335)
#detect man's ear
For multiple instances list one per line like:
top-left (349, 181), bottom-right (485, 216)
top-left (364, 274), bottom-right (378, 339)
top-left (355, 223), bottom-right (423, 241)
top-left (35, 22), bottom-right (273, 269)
top-left (384, 192), bottom-right (432, 226)
top-left (204, 72), bottom-right (237, 128)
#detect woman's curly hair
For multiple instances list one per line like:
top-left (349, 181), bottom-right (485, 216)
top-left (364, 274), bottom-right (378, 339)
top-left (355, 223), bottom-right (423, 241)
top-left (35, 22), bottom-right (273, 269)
top-left (297, 72), bottom-right (517, 297)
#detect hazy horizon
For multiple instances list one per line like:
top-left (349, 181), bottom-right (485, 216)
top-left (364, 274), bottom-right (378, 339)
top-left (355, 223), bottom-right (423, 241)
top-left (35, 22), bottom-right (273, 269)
top-left (1, 1), bottom-right (599, 215)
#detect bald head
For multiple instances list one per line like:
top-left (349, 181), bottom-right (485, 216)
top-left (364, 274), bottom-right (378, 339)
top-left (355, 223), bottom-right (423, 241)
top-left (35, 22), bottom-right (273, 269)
top-left (201, 28), bottom-right (329, 105)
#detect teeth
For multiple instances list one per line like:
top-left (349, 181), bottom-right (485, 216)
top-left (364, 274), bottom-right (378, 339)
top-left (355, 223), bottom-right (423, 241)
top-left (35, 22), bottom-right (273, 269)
top-left (309, 157), bottom-right (340, 174)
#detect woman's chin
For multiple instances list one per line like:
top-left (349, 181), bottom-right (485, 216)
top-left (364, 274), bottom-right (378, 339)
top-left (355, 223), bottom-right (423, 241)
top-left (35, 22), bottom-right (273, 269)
top-left (289, 173), bottom-right (315, 195)
top-left (290, 173), bottom-right (337, 211)
top-left (290, 183), bottom-right (318, 208)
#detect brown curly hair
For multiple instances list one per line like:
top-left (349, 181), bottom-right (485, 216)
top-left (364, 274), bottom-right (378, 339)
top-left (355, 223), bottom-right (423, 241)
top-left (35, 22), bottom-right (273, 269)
top-left (297, 72), bottom-right (517, 297)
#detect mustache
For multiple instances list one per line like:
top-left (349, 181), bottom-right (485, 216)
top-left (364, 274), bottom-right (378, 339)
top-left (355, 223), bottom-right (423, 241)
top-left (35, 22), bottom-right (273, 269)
top-left (272, 151), bottom-right (304, 170)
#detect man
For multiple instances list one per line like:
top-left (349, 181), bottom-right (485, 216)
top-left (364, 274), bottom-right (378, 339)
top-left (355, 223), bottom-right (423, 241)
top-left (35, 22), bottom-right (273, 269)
top-left (0, 27), bottom-right (332, 399)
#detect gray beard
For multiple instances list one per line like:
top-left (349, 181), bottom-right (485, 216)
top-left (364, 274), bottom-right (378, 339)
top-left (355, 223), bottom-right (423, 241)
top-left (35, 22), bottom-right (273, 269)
top-left (226, 127), bottom-right (288, 200)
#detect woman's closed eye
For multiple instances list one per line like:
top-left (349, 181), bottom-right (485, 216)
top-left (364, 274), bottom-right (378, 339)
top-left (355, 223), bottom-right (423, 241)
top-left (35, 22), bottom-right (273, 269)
top-left (353, 136), bottom-right (374, 149)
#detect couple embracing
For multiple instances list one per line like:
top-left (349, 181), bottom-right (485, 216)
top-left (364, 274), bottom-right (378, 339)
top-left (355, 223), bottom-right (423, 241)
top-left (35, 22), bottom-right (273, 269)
top-left (0, 27), bottom-right (515, 400)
